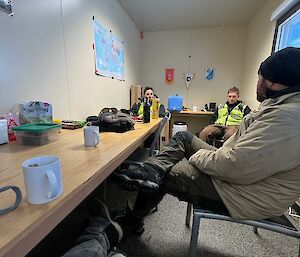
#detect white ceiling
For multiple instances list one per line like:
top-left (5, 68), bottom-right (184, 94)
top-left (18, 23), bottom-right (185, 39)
top-left (118, 0), bottom-right (269, 32)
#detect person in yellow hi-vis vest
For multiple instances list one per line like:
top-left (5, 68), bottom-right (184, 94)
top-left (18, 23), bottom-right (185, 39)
top-left (131, 87), bottom-right (166, 147)
top-left (131, 87), bottom-right (165, 118)
top-left (199, 87), bottom-right (251, 145)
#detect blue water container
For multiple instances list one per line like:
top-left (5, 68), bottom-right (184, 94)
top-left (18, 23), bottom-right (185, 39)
top-left (168, 95), bottom-right (183, 112)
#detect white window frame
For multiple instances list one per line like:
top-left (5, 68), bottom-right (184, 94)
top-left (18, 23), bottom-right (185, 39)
top-left (272, 1), bottom-right (300, 52)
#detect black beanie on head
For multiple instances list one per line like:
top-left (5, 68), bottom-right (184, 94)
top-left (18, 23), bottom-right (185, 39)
top-left (258, 47), bottom-right (300, 87)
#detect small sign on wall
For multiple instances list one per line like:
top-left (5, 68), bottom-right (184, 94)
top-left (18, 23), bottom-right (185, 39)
top-left (165, 68), bottom-right (175, 85)
top-left (205, 67), bottom-right (214, 80)
top-left (184, 72), bottom-right (195, 89)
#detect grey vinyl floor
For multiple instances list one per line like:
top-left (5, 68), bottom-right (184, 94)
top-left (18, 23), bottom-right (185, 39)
top-left (115, 194), bottom-right (299, 257)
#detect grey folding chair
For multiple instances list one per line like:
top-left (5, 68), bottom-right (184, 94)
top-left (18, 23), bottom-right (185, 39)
top-left (185, 203), bottom-right (300, 257)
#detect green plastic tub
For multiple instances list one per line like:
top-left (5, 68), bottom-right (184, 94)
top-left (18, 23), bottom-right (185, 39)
top-left (12, 123), bottom-right (61, 146)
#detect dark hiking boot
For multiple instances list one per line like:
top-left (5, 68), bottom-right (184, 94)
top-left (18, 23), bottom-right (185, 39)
top-left (113, 164), bottom-right (164, 193)
top-left (112, 208), bottom-right (145, 236)
top-left (77, 216), bottom-right (123, 252)
top-left (86, 198), bottom-right (123, 244)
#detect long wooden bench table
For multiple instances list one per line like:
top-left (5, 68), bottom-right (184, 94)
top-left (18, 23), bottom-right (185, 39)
top-left (0, 119), bottom-right (161, 257)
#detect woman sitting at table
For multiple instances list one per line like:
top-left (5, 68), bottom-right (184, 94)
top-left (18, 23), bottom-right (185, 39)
top-left (131, 87), bottom-right (166, 148)
top-left (131, 87), bottom-right (165, 117)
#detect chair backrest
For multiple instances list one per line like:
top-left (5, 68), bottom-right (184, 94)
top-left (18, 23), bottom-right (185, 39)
top-left (149, 111), bottom-right (171, 156)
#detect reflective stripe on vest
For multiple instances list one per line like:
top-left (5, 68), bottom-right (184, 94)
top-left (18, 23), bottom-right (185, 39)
top-left (215, 103), bottom-right (246, 126)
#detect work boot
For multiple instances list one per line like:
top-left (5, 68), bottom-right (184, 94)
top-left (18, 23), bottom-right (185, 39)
top-left (86, 198), bottom-right (123, 245)
top-left (112, 207), bottom-right (145, 236)
top-left (113, 164), bottom-right (164, 193)
top-left (74, 216), bottom-right (122, 254)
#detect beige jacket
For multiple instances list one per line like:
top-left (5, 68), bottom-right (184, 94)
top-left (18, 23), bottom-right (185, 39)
top-left (189, 92), bottom-right (300, 220)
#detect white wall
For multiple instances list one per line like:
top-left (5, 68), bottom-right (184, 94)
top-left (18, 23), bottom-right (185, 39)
top-left (140, 25), bottom-right (247, 110)
top-left (0, 0), bottom-right (141, 120)
top-left (241, 0), bottom-right (283, 109)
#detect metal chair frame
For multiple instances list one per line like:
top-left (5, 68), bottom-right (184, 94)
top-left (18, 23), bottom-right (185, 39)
top-left (185, 203), bottom-right (300, 257)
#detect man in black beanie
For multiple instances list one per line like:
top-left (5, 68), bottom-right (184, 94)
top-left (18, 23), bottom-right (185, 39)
top-left (257, 47), bottom-right (300, 101)
top-left (111, 47), bottom-right (300, 235)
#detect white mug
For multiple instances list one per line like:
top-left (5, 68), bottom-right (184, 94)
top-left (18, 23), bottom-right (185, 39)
top-left (192, 105), bottom-right (200, 112)
top-left (22, 156), bottom-right (63, 204)
top-left (84, 126), bottom-right (99, 147)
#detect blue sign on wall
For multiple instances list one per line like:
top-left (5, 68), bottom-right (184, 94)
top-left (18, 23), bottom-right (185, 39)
top-left (205, 67), bottom-right (214, 80)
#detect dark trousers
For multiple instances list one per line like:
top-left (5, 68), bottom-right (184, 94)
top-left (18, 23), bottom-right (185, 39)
top-left (132, 131), bottom-right (229, 219)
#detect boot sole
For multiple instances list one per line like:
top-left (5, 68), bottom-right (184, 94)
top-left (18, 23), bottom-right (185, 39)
top-left (114, 173), bottom-right (159, 193)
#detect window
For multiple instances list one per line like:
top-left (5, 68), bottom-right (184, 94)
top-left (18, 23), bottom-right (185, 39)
top-left (273, 2), bottom-right (300, 52)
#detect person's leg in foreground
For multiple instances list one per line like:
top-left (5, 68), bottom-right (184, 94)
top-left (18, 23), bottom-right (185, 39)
top-left (114, 131), bottom-right (215, 192)
top-left (61, 200), bottom-right (125, 257)
top-left (113, 131), bottom-right (228, 234)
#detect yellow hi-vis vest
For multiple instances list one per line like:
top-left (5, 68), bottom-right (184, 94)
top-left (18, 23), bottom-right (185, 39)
top-left (138, 102), bottom-right (161, 116)
top-left (215, 103), bottom-right (246, 126)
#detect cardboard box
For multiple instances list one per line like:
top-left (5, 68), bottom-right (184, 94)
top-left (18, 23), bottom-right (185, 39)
top-left (130, 85), bottom-right (142, 107)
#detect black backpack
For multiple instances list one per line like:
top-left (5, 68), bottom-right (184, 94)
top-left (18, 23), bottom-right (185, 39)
top-left (86, 110), bottom-right (135, 133)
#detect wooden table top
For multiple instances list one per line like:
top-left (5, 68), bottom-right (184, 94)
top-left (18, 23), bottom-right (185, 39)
top-left (0, 119), bottom-right (161, 257)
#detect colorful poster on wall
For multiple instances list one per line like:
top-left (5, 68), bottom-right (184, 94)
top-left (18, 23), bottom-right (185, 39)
top-left (93, 19), bottom-right (125, 80)
top-left (165, 68), bottom-right (175, 84)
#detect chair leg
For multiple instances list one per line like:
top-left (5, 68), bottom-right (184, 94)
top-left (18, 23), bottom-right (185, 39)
top-left (253, 226), bottom-right (258, 234)
top-left (188, 213), bottom-right (201, 257)
top-left (186, 203), bottom-right (192, 227)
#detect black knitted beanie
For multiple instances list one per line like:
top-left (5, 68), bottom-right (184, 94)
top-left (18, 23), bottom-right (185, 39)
top-left (258, 47), bottom-right (300, 87)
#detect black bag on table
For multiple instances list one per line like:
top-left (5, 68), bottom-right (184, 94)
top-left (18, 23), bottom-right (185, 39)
top-left (86, 109), bottom-right (135, 133)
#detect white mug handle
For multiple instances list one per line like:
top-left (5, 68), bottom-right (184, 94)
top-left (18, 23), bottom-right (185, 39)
top-left (45, 170), bottom-right (58, 198)
top-left (93, 130), bottom-right (99, 145)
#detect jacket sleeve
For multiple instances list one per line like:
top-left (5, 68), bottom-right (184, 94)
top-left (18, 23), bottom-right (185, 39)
top-left (243, 105), bottom-right (251, 116)
top-left (131, 103), bottom-right (140, 116)
top-left (159, 104), bottom-right (166, 117)
top-left (189, 107), bottom-right (300, 185)
top-left (210, 108), bottom-right (218, 124)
